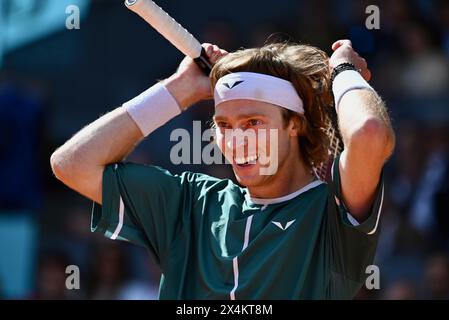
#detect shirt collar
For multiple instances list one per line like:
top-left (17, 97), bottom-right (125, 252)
top-left (245, 180), bottom-right (324, 206)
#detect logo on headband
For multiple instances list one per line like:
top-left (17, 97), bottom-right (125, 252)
top-left (223, 80), bottom-right (244, 89)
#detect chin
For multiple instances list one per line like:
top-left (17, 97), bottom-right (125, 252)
top-left (233, 166), bottom-right (267, 188)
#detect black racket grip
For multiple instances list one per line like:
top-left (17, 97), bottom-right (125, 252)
top-left (194, 47), bottom-right (213, 75)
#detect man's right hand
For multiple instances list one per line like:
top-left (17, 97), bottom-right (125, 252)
top-left (164, 43), bottom-right (228, 110)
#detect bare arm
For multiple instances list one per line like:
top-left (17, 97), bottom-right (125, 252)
top-left (50, 44), bottom-right (228, 204)
top-left (330, 40), bottom-right (395, 221)
top-left (50, 108), bottom-right (143, 204)
top-left (338, 89), bottom-right (394, 220)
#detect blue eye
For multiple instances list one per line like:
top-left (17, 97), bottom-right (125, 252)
top-left (248, 119), bottom-right (262, 126)
top-left (216, 122), bottom-right (231, 129)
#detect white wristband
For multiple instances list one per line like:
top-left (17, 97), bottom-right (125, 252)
top-left (332, 70), bottom-right (373, 112)
top-left (123, 82), bottom-right (181, 137)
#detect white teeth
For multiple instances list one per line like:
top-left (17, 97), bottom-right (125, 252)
top-left (235, 157), bottom-right (245, 164)
top-left (248, 155), bottom-right (257, 162)
top-left (235, 155), bottom-right (259, 165)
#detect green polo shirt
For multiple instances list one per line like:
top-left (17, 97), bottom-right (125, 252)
top-left (91, 155), bottom-right (384, 299)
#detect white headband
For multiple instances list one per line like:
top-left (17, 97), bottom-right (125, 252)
top-left (214, 72), bottom-right (304, 114)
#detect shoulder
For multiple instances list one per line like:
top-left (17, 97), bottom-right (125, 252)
top-left (106, 162), bottom-right (242, 193)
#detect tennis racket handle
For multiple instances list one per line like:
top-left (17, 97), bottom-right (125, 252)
top-left (125, 0), bottom-right (212, 75)
top-left (125, 0), bottom-right (201, 57)
top-left (194, 48), bottom-right (213, 75)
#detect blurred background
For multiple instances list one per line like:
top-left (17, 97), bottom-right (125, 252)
top-left (0, 0), bottom-right (448, 300)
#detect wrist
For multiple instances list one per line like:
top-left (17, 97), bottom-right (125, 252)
top-left (331, 62), bottom-right (357, 82)
top-left (332, 69), bottom-right (373, 112)
top-left (123, 82), bottom-right (181, 137)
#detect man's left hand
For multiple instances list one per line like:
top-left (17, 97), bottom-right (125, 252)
top-left (330, 39), bottom-right (371, 81)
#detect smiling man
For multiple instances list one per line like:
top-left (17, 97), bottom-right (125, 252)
top-left (51, 40), bottom-right (395, 299)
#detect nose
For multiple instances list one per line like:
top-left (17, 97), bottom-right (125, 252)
top-left (224, 128), bottom-right (260, 163)
top-left (225, 129), bottom-right (248, 150)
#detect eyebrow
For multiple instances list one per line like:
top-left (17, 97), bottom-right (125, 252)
top-left (213, 113), bottom-right (268, 122)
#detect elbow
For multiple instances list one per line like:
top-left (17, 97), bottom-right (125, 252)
top-left (50, 147), bottom-right (103, 203)
top-left (347, 117), bottom-right (395, 160)
top-left (50, 147), bottom-right (76, 183)
top-left (50, 149), bottom-right (66, 182)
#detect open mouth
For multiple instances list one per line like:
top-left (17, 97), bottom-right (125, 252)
top-left (234, 155), bottom-right (259, 167)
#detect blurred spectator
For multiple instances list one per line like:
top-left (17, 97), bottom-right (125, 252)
top-left (397, 23), bottom-right (449, 97)
top-left (60, 204), bottom-right (96, 273)
top-left (374, 193), bottom-right (401, 264)
top-left (199, 17), bottom-right (241, 51)
top-left (436, 0), bottom-right (449, 57)
top-left (409, 125), bottom-right (449, 248)
top-left (354, 286), bottom-right (381, 300)
top-left (247, 21), bottom-right (292, 48)
top-left (388, 121), bottom-right (426, 214)
top-left (384, 280), bottom-right (418, 300)
top-left (434, 161), bottom-right (449, 250)
top-left (31, 252), bottom-right (80, 300)
top-left (288, 0), bottom-right (341, 49)
top-left (118, 252), bottom-right (160, 300)
top-left (422, 253), bottom-right (449, 299)
top-left (85, 241), bottom-right (158, 300)
top-left (87, 242), bottom-right (128, 300)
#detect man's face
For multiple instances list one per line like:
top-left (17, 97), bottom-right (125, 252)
top-left (213, 99), bottom-right (295, 188)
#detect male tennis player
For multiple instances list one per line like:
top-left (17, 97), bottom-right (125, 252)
top-left (51, 39), bottom-right (395, 299)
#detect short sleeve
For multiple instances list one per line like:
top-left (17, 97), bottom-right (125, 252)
top-left (328, 154), bottom-right (384, 235)
top-left (91, 163), bottom-right (205, 266)
top-left (325, 154), bottom-right (385, 289)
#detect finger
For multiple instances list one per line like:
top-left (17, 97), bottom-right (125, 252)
top-left (210, 45), bottom-right (221, 60)
top-left (331, 40), bottom-right (341, 51)
top-left (202, 43), bottom-right (214, 55)
top-left (332, 39), bottom-right (353, 51)
top-left (354, 57), bottom-right (368, 70)
top-left (217, 49), bottom-right (229, 60)
top-left (366, 69), bottom-right (371, 81)
top-left (213, 46), bottom-right (230, 63)
top-left (360, 68), bottom-right (371, 82)
top-left (360, 58), bottom-right (368, 69)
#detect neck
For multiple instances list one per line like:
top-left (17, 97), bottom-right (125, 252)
top-left (247, 153), bottom-right (315, 199)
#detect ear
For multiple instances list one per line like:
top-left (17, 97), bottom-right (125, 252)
top-left (289, 115), bottom-right (306, 137)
